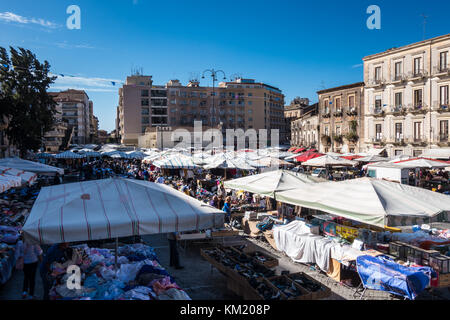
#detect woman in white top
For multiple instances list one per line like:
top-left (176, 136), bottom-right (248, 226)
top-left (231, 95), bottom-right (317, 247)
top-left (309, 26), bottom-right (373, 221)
top-left (15, 237), bottom-right (43, 299)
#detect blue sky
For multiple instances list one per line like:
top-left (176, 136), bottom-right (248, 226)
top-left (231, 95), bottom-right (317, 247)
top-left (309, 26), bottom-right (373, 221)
top-left (0, 0), bottom-right (449, 132)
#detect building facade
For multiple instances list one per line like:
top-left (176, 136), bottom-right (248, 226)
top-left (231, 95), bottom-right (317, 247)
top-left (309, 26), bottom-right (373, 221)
top-left (317, 82), bottom-right (365, 153)
top-left (363, 34), bottom-right (450, 157)
top-left (117, 75), bottom-right (168, 145)
top-left (284, 97), bottom-right (309, 146)
top-left (117, 76), bottom-right (286, 147)
top-left (49, 89), bottom-right (94, 146)
top-left (290, 103), bottom-right (319, 149)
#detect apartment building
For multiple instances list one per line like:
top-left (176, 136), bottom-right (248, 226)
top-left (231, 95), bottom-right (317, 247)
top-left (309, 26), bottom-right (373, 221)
top-left (48, 89), bottom-right (94, 146)
top-left (317, 82), bottom-right (365, 153)
top-left (116, 75), bottom-right (168, 145)
top-left (363, 34), bottom-right (450, 157)
top-left (117, 76), bottom-right (286, 146)
top-left (284, 97), bottom-right (310, 145)
top-left (290, 103), bottom-right (319, 149)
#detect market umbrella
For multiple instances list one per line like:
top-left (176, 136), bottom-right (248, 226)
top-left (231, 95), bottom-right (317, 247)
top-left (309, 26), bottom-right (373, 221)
top-left (22, 178), bottom-right (224, 244)
top-left (36, 153), bottom-right (54, 159)
top-left (302, 155), bottom-right (357, 167)
top-left (393, 158), bottom-right (450, 169)
top-left (0, 166), bottom-right (37, 185)
top-left (248, 156), bottom-right (294, 168)
top-left (293, 148), bottom-right (306, 154)
top-left (356, 155), bottom-right (389, 163)
top-left (203, 154), bottom-right (256, 170)
top-left (294, 151), bottom-right (325, 163)
top-left (0, 174), bottom-right (22, 191)
top-left (55, 151), bottom-right (85, 159)
top-left (153, 155), bottom-right (198, 169)
top-left (0, 158), bottom-right (64, 175)
top-left (287, 147), bottom-right (297, 152)
top-left (224, 169), bottom-right (323, 199)
top-left (276, 177), bottom-right (450, 228)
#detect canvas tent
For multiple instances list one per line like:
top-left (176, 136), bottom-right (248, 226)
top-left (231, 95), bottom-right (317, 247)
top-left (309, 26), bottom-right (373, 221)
top-left (301, 155), bottom-right (357, 167)
top-left (0, 166), bottom-right (37, 185)
top-left (203, 154), bottom-right (255, 170)
top-left (23, 178), bottom-right (224, 244)
top-left (393, 158), bottom-right (450, 168)
top-left (153, 155), bottom-right (198, 169)
top-left (0, 158), bottom-right (64, 175)
top-left (276, 177), bottom-right (450, 228)
top-left (223, 169), bottom-right (322, 199)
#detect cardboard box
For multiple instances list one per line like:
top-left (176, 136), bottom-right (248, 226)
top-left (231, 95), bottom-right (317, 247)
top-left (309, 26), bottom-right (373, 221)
top-left (287, 272), bottom-right (331, 300)
top-left (267, 275), bottom-right (311, 300)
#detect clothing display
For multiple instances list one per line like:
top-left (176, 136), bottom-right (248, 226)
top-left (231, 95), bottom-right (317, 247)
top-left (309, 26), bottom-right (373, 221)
top-left (47, 243), bottom-right (190, 300)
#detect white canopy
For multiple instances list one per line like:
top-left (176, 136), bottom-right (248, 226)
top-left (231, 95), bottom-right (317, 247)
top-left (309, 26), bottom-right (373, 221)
top-left (203, 154), bottom-right (255, 170)
top-left (276, 177), bottom-right (450, 228)
top-left (356, 155), bottom-right (389, 163)
top-left (0, 158), bottom-right (64, 175)
top-left (0, 174), bottom-right (22, 192)
top-left (302, 155), bottom-right (357, 167)
top-left (0, 166), bottom-right (37, 185)
top-left (23, 178), bottom-right (224, 244)
top-left (224, 169), bottom-right (322, 198)
top-left (153, 155), bottom-right (198, 169)
top-left (393, 158), bottom-right (450, 169)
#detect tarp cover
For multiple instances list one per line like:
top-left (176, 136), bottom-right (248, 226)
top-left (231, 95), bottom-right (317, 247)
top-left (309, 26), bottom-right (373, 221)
top-left (273, 221), bottom-right (335, 272)
top-left (23, 178), bottom-right (224, 244)
top-left (356, 255), bottom-right (436, 300)
top-left (0, 158), bottom-right (64, 175)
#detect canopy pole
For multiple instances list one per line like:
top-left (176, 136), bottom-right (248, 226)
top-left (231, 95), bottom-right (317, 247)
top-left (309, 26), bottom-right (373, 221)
top-left (114, 237), bottom-right (118, 275)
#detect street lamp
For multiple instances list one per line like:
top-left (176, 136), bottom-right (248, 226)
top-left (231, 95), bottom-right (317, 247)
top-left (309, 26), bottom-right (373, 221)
top-left (201, 69), bottom-right (226, 128)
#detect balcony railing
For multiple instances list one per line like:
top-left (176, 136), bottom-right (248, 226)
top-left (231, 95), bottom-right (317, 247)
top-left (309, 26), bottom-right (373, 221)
top-left (390, 105), bottom-right (406, 114)
top-left (368, 79), bottom-right (385, 87)
top-left (407, 70), bottom-right (428, 79)
top-left (433, 65), bottom-right (450, 75)
top-left (391, 74), bottom-right (407, 83)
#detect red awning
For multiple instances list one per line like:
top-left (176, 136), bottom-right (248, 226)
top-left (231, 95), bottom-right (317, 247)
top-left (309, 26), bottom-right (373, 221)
top-left (287, 147), bottom-right (297, 152)
top-left (293, 148), bottom-right (306, 154)
top-left (295, 152), bottom-right (324, 162)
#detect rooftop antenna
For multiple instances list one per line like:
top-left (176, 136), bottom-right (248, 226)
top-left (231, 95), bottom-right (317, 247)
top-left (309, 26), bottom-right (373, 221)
top-left (421, 13), bottom-right (428, 40)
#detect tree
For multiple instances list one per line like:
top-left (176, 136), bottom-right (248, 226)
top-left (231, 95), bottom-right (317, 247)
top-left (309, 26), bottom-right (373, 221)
top-left (0, 47), bottom-right (57, 156)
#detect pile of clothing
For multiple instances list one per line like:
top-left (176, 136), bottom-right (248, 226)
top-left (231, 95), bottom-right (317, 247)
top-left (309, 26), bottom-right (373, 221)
top-left (48, 243), bottom-right (191, 300)
top-left (0, 243), bottom-right (16, 285)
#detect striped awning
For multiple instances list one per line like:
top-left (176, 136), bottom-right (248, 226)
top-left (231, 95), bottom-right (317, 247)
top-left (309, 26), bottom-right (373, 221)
top-left (153, 156), bottom-right (198, 169)
top-left (22, 178), bottom-right (224, 244)
top-left (55, 151), bottom-right (86, 159)
top-left (0, 166), bottom-right (37, 185)
top-left (0, 174), bottom-right (22, 192)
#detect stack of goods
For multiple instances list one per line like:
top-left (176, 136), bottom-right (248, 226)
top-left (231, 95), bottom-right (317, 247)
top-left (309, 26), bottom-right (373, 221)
top-left (287, 272), bottom-right (331, 299)
top-left (0, 226), bottom-right (21, 244)
top-left (48, 243), bottom-right (191, 300)
top-left (0, 243), bottom-right (16, 285)
top-left (267, 276), bottom-right (310, 300)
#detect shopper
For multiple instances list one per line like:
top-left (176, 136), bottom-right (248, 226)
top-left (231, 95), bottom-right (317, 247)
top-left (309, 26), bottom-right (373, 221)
top-left (167, 232), bottom-right (183, 270)
top-left (39, 242), bottom-right (70, 300)
top-left (222, 196), bottom-right (232, 223)
top-left (15, 237), bottom-right (43, 299)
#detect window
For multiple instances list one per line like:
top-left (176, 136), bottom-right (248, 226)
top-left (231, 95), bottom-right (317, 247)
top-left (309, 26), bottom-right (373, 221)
top-left (395, 92), bottom-right (402, 108)
top-left (440, 52), bottom-right (448, 71)
top-left (248, 101), bottom-right (253, 106)
top-left (414, 57), bottom-right (422, 75)
top-left (335, 97), bottom-right (341, 111)
top-left (142, 126), bottom-right (148, 134)
top-left (440, 120), bottom-right (449, 141)
top-left (248, 93), bottom-right (253, 97)
top-left (414, 122), bottom-right (421, 141)
top-left (324, 100), bottom-right (329, 113)
top-left (142, 117), bottom-right (149, 124)
top-left (395, 123), bottom-right (403, 141)
top-left (141, 99), bottom-right (149, 106)
top-left (348, 96), bottom-right (355, 108)
top-left (375, 124), bottom-right (382, 140)
top-left (335, 126), bottom-right (341, 136)
top-left (413, 150), bottom-right (423, 157)
top-left (141, 90), bottom-right (149, 97)
top-left (395, 62), bottom-right (402, 79)
top-left (413, 89), bottom-right (423, 107)
top-left (141, 108), bottom-right (149, 115)
top-left (394, 150), bottom-right (403, 156)
top-left (375, 66), bottom-right (381, 81)
top-left (440, 85), bottom-right (449, 106)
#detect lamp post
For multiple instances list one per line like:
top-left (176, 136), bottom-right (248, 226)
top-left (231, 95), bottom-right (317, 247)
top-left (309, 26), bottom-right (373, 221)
top-left (202, 69), bottom-right (226, 128)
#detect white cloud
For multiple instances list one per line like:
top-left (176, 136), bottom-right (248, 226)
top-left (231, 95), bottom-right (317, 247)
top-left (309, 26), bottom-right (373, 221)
top-left (0, 12), bottom-right (59, 28)
top-left (352, 63), bottom-right (363, 69)
top-left (49, 74), bottom-right (122, 93)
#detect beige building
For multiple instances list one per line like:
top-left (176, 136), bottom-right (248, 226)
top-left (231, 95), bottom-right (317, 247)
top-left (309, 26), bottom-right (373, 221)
top-left (363, 34), bottom-right (450, 157)
top-left (43, 120), bottom-right (70, 152)
top-left (117, 76), bottom-right (286, 147)
top-left (318, 82), bottom-right (365, 153)
top-left (284, 97), bottom-right (310, 145)
top-left (49, 89), bottom-right (94, 146)
top-left (117, 75), bottom-right (168, 145)
top-left (290, 103), bottom-right (319, 149)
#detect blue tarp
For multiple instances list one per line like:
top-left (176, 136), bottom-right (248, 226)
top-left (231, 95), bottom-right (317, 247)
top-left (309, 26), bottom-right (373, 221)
top-left (356, 255), bottom-right (436, 300)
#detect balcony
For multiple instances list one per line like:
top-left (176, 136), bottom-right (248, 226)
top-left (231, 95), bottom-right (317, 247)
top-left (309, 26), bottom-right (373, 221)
top-left (432, 102), bottom-right (450, 113)
top-left (407, 70), bottom-right (428, 81)
top-left (390, 74), bottom-right (407, 85)
top-left (371, 107), bottom-right (385, 117)
top-left (368, 79), bottom-right (385, 88)
top-left (322, 112), bottom-right (331, 119)
top-left (346, 107), bottom-right (358, 117)
top-left (433, 65), bottom-right (450, 77)
top-left (333, 110), bottom-right (343, 118)
top-left (406, 103), bottom-right (428, 115)
top-left (389, 105), bottom-right (406, 115)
